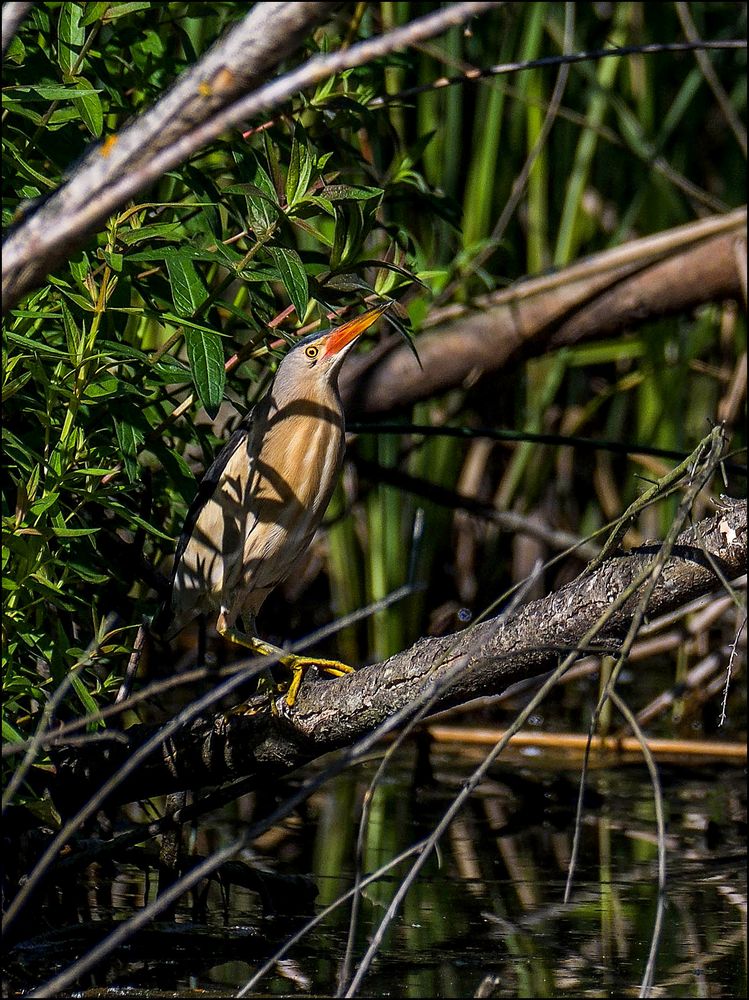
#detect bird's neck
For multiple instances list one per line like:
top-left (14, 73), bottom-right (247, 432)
top-left (268, 381), bottom-right (344, 428)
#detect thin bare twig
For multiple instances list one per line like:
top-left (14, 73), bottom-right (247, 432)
top-left (337, 561), bottom-right (545, 996)
top-left (675, 3), bottom-right (747, 157)
top-left (564, 427), bottom-right (729, 905)
top-left (341, 433), bottom-right (734, 997)
top-left (11, 443), bottom-right (744, 995)
top-left (438, 2), bottom-right (576, 302)
top-left (368, 38), bottom-right (746, 108)
top-left (720, 613), bottom-right (747, 726)
top-left (609, 691), bottom-right (667, 1000)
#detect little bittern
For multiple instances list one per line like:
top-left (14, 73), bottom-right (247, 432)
top-left (156, 301), bottom-right (391, 705)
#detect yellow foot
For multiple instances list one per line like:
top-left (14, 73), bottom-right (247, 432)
top-left (216, 623), bottom-right (355, 708)
top-left (279, 654), bottom-right (355, 707)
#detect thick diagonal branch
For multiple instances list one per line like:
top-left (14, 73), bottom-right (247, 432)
top-left (50, 497), bottom-right (746, 807)
top-left (341, 209), bottom-right (747, 416)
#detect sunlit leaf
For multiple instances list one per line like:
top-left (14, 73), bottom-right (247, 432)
top-left (320, 184), bottom-right (383, 202)
top-left (165, 253), bottom-right (208, 316)
top-left (114, 416), bottom-right (144, 483)
top-left (267, 246), bottom-right (308, 320)
top-left (60, 299), bottom-right (83, 366)
top-left (117, 222), bottom-right (184, 246)
top-left (5, 35), bottom-right (26, 65)
top-left (285, 123), bottom-right (313, 208)
top-left (101, 2), bottom-right (152, 21)
top-left (184, 327), bottom-right (225, 416)
top-left (72, 79), bottom-right (103, 137)
top-left (79, 2), bottom-right (111, 26)
top-left (57, 3), bottom-right (84, 77)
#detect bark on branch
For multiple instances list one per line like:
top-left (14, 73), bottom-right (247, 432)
top-left (341, 209), bottom-right (747, 416)
top-left (51, 496), bottom-right (747, 808)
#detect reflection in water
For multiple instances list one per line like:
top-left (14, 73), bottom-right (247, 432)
top-left (11, 747), bottom-right (744, 998)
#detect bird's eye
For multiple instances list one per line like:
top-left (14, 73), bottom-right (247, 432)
top-left (304, 345), bottom-right (319, 360)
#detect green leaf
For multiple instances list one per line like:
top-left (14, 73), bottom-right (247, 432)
top-left (289, 215), bottom-right (333, 246)
top-left (102, 251), bottom-right (123, 271)
top-left (165, 254), bottom-right (208, 317)
top-left (67, 562), bottom-right (109, 583)
top-left (234, 260), bottom-right (283, 282)
top-left (263, 129), bottom-right (284, 199)
top-left (140, 27), bottom-right (165, 56)
top-left (5, 35), bottom-right (26, 65)
top-left (91, 500), bottom-right (175, 542)
top-left (244, 188), bottom-right (279, 238)
top-left (29, 572), bottom-right (67, 597)
top-left (101, 1), bottom-right (152, 20)
top-left (58, 3), bottom-right (85, 77)
top-left (125, 246), bottom-right (224, 265)
top-left (320, 184), bottom-right (383, 202)
top-left (60, 299), bottom-right (83, 366)
top-left (236, 154), bottom-right (280, 237)
top-left (117, 222), bottom-right (183, 246)
top-left (79, 2), bottom-right (111, 26)
top-left (20, 84), bottom-right (101, 100)
top-left (152, 445), bottom-right (198, 506)
top-left (115, 417), bottom-right (145, 483)
top-left (316, 151), bottom-right (334, 172)
top-left (3, 140), bottom-right (57, 189)
top-left (69, 252), bottom-right (91, 289)
top-left (303, 196), bottom-right (335, 217)
top-left (82, 376), bottom-right (119, 399)
top-left (2, 719), bottom-right (25, 743)
top-left (210, 242), bottom-right (248, 270)
top-left (267, 247), bottom-right (308, 320)
top-left (64, 467), bottom-right (119, 478)
top-left (286, 123), bottom-right (313, 208)
top-left (184, 327), bottom-right (225, 417)
top-left (72, 79), bottom-right (103, 137)
top-left (248, 155), bottom-right (277, 200)
top-left (29, 493), bottom-right (60, 517)
top-left (331, 203), bottom-right (367, 271)
top-left (47, 107), bottom-right (83, 129)
top-left (159, 314), bottom-right (224, 336)
top-left (357, 258), bottom-right (428, 289)
top-left (2, 372), bottom-right (32, 402)
top-left (46, 277), bottom-right (95, 311)
top-left (51, 526), bottom-right (100, 538)
top-left (69, 671), bottom-right (101, 720)
top-left (1, 98), bottom-right (42, 124)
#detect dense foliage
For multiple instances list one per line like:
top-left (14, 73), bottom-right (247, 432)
top-left (3, 2), bottom-right (746, 763)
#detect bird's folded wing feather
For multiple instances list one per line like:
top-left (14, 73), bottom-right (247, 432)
top-left (152, 405), bottom-right (261, 635)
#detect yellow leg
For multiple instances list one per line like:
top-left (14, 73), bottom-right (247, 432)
top-left (217, 624), bottom-right (354, 706)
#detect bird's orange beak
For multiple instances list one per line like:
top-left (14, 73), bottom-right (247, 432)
top-left (323, 301), bottom-right (392, 356)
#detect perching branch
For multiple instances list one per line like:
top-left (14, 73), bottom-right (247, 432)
top-left (50, 493), bottom-right (746, 807)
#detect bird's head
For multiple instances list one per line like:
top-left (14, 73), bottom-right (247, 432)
top-left (274, 301), bottom-right (392, 394)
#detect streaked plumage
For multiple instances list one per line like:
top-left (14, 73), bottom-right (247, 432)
top-left (157, 302), bottom-right (391, 656)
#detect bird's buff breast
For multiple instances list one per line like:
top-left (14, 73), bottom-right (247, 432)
top-left (176, 398), bottom-right (345, 618)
